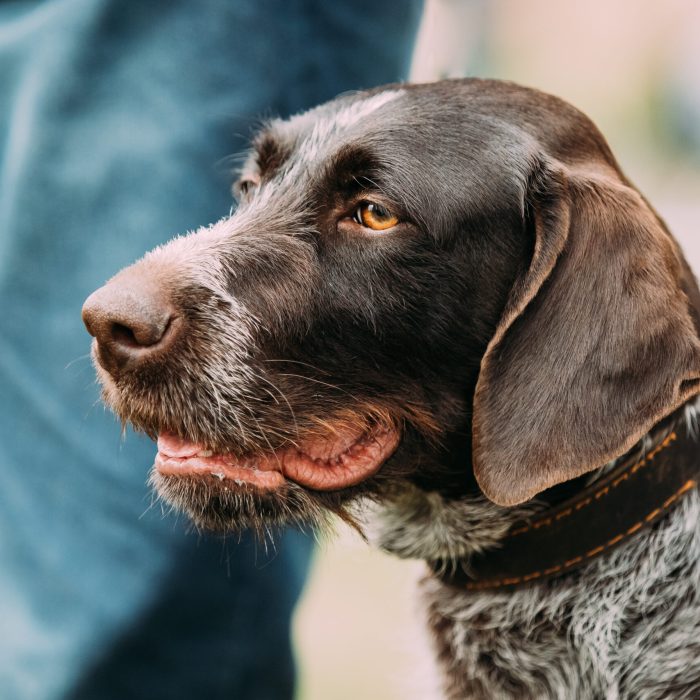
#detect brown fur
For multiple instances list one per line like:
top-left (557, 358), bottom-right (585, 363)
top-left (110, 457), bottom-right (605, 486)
top-left (83, 79), bottom-right (700, 696)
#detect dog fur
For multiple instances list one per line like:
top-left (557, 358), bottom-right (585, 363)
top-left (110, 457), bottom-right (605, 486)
top-left (373, 405), bottom-right (700, 698)
top-left (84, 79), bottom-right (700, 698)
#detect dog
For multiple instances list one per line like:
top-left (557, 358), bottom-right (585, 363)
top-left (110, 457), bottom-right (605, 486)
top-left (82, 79), bottom-right (700, 698)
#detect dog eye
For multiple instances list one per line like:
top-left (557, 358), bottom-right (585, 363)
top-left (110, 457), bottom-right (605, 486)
top-left (353, 202), bottom-right (399, 231)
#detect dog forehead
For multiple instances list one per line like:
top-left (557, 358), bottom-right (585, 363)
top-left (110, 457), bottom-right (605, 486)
top-left (273, 89), bottom-right (406, 165)
top-left (239, 81), bottom-right (577, 232)
top-left (254, 79), bottom-right (611, 192)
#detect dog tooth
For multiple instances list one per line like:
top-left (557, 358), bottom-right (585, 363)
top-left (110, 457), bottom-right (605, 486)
top-left (211, 471), bottom-right (225, 480)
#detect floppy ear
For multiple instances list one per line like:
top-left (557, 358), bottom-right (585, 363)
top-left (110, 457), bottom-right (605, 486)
top-left (473, 159), bottom-right (700, 506)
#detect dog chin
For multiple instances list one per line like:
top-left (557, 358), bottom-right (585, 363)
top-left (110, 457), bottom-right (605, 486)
top-left (149, 470), bottom-right (329, 534)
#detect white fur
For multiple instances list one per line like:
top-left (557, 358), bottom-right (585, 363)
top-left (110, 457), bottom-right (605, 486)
top-left (372, 407), bottom-right (700, 698)
top-left (283, 90), bottom-right (404, 164)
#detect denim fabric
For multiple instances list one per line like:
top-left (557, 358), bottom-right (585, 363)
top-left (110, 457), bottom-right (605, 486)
top-left (0, 1), bottom-right (422, 698)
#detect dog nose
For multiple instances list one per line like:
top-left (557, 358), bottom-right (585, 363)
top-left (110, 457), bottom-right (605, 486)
top-left (82, 277), bottom-right (177, 374)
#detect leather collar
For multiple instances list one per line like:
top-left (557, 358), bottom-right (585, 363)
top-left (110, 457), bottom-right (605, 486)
top-left (431, 409), bottom-right (700, 591)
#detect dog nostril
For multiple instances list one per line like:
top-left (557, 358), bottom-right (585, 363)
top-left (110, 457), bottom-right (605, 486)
top-left (82, 280), bottom-right (177, 372)
top-left (109, 318), bottom-right (171, 348)
top-left (111, 322), bottom-right (140, 348)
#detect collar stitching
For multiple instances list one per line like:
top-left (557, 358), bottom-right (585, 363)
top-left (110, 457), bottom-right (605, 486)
top-left (464, 478), bottom-right (697, 591)
top-left (507, 432), bottom-right (678, 538)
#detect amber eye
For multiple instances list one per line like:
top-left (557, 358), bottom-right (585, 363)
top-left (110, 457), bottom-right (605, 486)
top-left (353, 201), bottom-right (399, 231)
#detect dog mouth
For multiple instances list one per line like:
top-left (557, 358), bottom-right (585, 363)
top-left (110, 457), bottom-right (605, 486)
top-left (155, 425), bottom-right (400, 491)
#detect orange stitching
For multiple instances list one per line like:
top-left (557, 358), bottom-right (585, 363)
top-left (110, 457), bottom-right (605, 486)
top-left (612, 473), bottom-right (629, 487)
top-left (465, 479), bottom-right (696, 591)
top-left (630, 460), bottom-right (646, 474)
top-left (626, 522), bottom-right (643, 535)
top-left (543, 565), bottom-right (562, 575)
top-left (663, 491), bottom-right (683, 508)
top-left (645, 508), bottom-right (662, 523)
top-left (506, 433), bottom-right (677, 538)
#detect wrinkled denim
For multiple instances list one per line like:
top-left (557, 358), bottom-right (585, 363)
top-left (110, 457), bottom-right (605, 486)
top-left (0, 1), bottom-right (422, 698)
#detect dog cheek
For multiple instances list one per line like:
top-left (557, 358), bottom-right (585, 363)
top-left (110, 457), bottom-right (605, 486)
top-left (221, 238), bottom-right (320, 339)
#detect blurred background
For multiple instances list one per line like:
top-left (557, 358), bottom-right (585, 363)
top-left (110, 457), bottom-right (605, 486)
top-left (293, 1), bottom-right (700, 698)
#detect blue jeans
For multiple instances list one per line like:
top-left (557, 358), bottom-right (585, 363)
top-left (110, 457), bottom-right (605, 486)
top-left (0, 1), bottom-right (422, 698)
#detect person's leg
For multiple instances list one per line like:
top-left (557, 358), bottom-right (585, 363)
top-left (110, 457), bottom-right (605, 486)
top-left (0, 1), bottom-right (422, 698)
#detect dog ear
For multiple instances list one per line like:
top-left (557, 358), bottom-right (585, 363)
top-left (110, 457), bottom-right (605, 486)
top-left (472, 160), bottom-right (700, 506)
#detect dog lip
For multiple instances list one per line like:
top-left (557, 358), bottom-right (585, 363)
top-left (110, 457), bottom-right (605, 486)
top-left (157, 432), bottom-right (210, 459)
top-left (155, 431), bottom-right (287, 490)
top-left (154, 427), bottom-right (400, 491)
top-left (155, 451), bottom-right (287, 489)
top-left (281, 428), bottom-right (400, 489)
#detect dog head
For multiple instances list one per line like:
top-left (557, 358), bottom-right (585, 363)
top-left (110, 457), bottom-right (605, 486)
top-left (82, 79), bottom-right (700, 534)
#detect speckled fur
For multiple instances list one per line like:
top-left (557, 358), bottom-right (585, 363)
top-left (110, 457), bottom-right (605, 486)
top-left (374, 407), bottom-right (700, 699)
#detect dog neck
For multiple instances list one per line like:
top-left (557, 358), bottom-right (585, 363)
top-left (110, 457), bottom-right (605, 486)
top-left (373, 397), bottom-right (700, 588)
